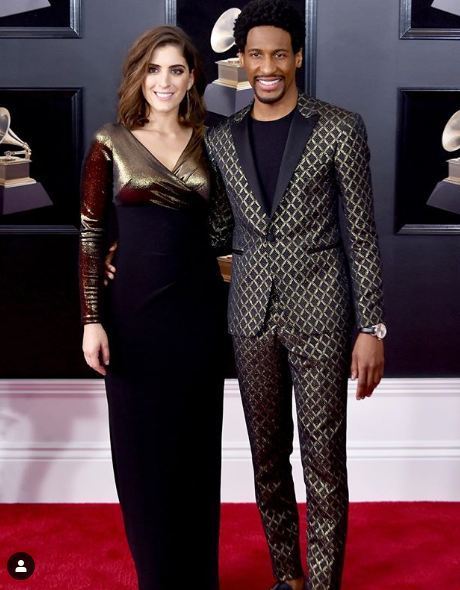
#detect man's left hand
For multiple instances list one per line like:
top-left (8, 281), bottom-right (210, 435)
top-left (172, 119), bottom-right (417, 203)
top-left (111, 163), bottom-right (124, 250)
top-left (350, 333), bottom-right (384, 400)
top-left (103, 242), bottom-right (118, 286)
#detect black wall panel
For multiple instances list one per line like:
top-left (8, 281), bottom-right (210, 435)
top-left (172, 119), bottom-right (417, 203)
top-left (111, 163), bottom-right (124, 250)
top-left (1, 0), bottom-right (459, 377)
top-left (317, 0), bottom-right (460, 376)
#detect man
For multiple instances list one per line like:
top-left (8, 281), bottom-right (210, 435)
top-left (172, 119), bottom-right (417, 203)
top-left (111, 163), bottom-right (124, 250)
top-left (205, 1), bottom-right (386, 589)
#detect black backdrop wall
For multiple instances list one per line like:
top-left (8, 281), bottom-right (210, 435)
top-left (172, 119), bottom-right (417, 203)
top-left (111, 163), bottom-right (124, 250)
top-left (316, 0), bottom-right (460, 376)
top-left (0, 0), bottom-right (459, 377)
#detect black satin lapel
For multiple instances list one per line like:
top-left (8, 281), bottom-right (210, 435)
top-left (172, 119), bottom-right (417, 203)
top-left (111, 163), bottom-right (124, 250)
top-left (270, 109), bottom-right (319, 217)
top-left (230, 115), bottom-right (267, 216)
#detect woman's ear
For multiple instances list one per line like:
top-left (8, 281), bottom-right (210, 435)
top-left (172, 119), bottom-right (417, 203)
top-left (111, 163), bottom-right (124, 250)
top-left (188, 69), bottom-right (195, 91)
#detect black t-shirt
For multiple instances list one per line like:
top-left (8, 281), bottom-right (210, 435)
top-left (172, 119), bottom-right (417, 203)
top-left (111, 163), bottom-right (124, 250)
top-left (248, 108), bottom-right (295, 215)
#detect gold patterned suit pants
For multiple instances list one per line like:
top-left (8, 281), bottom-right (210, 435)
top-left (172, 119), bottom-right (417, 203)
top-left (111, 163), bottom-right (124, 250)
top-left (232, 293), bottom-right (352, 590)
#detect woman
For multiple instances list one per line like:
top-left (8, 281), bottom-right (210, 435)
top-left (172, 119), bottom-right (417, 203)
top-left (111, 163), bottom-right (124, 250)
top-left (79, 26), bottom-right (226, 590)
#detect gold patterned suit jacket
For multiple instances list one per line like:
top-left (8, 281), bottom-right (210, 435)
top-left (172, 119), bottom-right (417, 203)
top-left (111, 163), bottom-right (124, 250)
top-left (205, 92), bottom-right (384, 337)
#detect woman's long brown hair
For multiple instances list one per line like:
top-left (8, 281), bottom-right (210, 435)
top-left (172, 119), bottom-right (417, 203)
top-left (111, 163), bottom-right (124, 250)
top-left (117, 25), bottom-right (206, 131)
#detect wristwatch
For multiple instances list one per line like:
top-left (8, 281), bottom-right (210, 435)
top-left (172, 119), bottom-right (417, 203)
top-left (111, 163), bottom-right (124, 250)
top-left (360, 323), bottom-right (387, 340)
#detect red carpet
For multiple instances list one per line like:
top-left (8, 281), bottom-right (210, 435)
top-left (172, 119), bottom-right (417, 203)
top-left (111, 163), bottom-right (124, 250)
top-left (0, 503), bottom-right (459, 589)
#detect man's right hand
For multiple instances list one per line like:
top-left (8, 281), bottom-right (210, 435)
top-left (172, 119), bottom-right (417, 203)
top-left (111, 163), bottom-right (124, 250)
top-left (104, 242), bottom-right (118, 286)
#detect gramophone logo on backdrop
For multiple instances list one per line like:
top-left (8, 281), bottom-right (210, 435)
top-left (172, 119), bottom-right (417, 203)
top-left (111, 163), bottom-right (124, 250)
top-left (427, 110), bottom-right (460, 215)
top-left (204, 8), bottom-right (254, 116)
top-left (0, 107), bottom-right (52, 215)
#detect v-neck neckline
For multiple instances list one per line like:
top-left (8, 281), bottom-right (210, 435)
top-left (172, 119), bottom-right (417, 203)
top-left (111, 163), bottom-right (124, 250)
top-left (125, 126), bottom-right (195, 174)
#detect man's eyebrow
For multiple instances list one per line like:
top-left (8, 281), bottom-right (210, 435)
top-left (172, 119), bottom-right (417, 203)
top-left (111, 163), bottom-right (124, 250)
top-left (246, 47), bottom-right (290, 52)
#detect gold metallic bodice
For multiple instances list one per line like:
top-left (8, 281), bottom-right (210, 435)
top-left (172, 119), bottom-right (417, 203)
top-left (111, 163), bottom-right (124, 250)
top-left (79, 123), bottom-right (211, 324)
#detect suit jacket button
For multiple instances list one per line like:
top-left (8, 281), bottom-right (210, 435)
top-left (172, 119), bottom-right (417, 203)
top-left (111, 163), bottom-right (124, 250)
top-left (266, 229), bottom-right (276, 242)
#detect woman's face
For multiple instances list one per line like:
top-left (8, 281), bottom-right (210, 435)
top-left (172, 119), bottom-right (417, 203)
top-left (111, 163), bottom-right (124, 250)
top-left (142, 43), bottom-right (194, 118)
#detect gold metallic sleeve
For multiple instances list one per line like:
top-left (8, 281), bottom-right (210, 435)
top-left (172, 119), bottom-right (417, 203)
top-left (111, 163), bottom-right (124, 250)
top-left (79, 132), bottom-right (113, 325)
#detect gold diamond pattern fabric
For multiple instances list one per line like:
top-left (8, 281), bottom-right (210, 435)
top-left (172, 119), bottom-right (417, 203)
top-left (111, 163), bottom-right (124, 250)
top-left (205, 93), bottom-right (384, 337)
top-left (233, 294), bottom-right (351, 589)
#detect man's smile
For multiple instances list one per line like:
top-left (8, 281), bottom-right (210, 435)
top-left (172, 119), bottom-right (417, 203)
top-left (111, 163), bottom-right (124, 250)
top-left (255, 77), bottom-right (284, 91)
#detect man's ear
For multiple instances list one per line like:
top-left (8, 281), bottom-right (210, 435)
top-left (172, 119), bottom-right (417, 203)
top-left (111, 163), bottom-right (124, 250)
top-left (238, 51), bottom-right (245, 68)
top-left (295, 48), bottom-right (303, 68)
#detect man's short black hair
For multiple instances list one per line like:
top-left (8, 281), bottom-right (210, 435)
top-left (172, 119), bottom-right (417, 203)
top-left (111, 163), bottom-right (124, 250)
top-left (234, 0), bottom-right (305, 53)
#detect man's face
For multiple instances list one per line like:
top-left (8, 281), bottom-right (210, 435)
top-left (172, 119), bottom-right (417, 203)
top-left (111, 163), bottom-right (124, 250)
top-left (239, 25), bottom-right (302, 105)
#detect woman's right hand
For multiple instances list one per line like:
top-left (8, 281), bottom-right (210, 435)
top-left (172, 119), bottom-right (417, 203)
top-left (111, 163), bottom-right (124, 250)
top-left (83, 323), bottom-right (110, 376)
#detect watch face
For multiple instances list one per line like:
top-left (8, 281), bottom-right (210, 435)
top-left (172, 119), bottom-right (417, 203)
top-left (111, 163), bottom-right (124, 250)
top-left (375, 323), bottom-right (387, 339)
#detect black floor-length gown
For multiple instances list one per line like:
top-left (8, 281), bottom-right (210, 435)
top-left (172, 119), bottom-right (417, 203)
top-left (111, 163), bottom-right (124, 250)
top-left (79, 123), bottom-right (226, 590)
